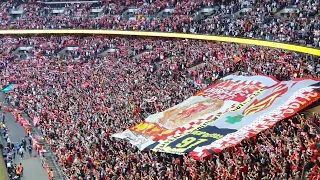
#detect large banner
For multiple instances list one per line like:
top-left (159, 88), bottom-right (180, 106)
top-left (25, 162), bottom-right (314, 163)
top-left (112, 75), bottom-right (320, 160)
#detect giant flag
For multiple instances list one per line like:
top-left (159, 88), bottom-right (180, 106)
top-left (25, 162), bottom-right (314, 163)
top-left (112, 75), bottom-right (320, 160)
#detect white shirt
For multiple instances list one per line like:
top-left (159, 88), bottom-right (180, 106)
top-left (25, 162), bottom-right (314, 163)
top-left (19, 147), bottom-right (25, 154)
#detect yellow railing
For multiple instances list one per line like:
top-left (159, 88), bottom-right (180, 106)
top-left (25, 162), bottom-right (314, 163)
top-left (0, 29), bottom-right (319, 56)
top-left (0, 149), bottom-right (8, 180)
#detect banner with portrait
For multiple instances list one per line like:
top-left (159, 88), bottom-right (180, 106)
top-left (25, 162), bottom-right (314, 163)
top-left (112, 75), bottom-right (279, 150)
top-left (113, 75), bottom-right (320, 160)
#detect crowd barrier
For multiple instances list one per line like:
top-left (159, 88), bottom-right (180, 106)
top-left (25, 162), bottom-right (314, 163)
top-left (0, 30), bottom-right (319, 56)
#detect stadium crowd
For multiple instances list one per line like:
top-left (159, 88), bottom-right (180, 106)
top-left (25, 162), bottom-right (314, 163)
top-left (0, 0), bottom-right (319, 47)
top-left (0, 35), bottom-right (319, 179)
top-left (0, 0), bottom-right (319, 179)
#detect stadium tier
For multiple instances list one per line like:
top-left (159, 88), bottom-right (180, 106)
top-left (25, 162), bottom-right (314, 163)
top-left (0, 0), bottom-right (318, 47)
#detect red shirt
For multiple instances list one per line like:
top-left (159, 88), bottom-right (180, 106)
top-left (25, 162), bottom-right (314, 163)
top-left (311, 151), bottom-right (319, 162)
top-left (239, 165), bottom-right (248, 173)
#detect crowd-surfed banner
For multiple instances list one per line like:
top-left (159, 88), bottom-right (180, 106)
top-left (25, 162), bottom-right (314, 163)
top-left (112, 75), bottom-right (320, 160)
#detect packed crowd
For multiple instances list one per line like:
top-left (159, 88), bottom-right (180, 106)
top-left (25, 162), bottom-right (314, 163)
top-left (0, 0), bottom-right (319, 47)
top-left (0, 35), bottom-right (319, 179)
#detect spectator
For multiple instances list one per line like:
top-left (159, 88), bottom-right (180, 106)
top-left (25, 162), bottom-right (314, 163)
top-left (27, 144), bottom-right (32, 157)
top-left (2, 112), bottom-right (5, 123)
top-left (18, 146), bottom-right (24, 159)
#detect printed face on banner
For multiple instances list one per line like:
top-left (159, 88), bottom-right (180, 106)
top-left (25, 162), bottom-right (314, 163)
top-left (129, 79), bottom-right (266, 142)
top-left (158, 98), bottom-right (224, 129)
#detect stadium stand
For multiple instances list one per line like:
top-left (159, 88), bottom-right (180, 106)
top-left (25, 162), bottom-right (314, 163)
top-left (0, 0), bottom-right (319, 180)
top-left (0, 35), bottom-right (319, 179)
top-left (0, 0), bottom-right (318, 47)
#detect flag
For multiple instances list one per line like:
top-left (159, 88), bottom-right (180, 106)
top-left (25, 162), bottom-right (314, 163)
top-left (145, 96), bottom-right (157, 103)
top-left (113, 75), bottom-right (320, 160)
top-left (1, 84), bottom-right (17, 93)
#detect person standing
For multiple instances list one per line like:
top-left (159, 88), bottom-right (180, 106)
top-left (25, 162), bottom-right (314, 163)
top-left (19, 146), bottom-right (25, 159)
top-left (15, 142), bottom-right (20, 153)
top-left (4, 133), bottom-right (8, 142)
top-left (6, 159), bottom-right (12, 174)
top-left (2, 112), bottom-right (5, 124)
top-left (28, 144), bottom-right (32, 157)
top-left (49, 168), bottom-right (54, 180)
top-left (18, 163), bottom-right (23, 177)
top-left (16, 113), bottom-right (21, 122)
top-left (27, 134), bottom-right (32, 145)
top-left (26, 128), bottom-right (30, 137)
top-left (12, 147), bottom-right (16, 160)
top-left (2, 124), bottom-right (6, 136)
top-left (16, 165), bottom-right (21, 178)
top-left (22, 138), bottom-right (27, 151)
top-left (0, 122), bottom-right (3, 133)
top-left (6, 136), bottom-right (11, 147)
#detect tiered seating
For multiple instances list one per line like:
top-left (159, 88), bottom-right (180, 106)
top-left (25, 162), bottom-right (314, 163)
top-left (0, 0), bottom-right (318, 47)
top-left (0, 35), bottom-right (319, 179)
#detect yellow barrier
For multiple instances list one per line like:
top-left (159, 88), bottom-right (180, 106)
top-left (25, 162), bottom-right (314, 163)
top-left (0, 29), bottom-right (319, 56)
top-left (0, 149), bottom-right (9, 180)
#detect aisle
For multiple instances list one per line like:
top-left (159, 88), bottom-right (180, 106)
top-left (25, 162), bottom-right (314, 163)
top-left (0, 93), bottom-right (49, 180)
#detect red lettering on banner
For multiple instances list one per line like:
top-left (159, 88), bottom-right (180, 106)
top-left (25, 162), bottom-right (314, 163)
top-left (262, 120), bottom-right (277, 127)
top-left (302, 91), bottom-right (318, 101)
top-left (282, 91), bottom-right (319, 116)
top-left (246, 90), bottom-right (320, 139)
top-left (289, 102), bottom-right (300, 109)
top-left (283, 109), bottom-right (295, 114)
top-left (295, 99), bottom-right (307, 105)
